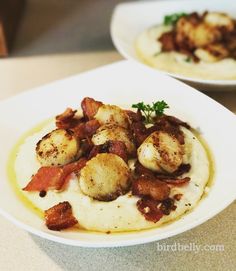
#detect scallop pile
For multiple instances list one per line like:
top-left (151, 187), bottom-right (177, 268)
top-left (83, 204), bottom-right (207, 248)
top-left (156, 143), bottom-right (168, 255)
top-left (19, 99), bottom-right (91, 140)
top-left (18, 97), bottom-right (209, 232)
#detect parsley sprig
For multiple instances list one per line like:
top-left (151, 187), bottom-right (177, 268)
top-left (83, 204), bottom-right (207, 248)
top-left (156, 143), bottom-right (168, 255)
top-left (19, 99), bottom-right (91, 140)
top-left (132, 101), bottom-right (169, 123)
top-left (164, 12), bottom-right (187, 26)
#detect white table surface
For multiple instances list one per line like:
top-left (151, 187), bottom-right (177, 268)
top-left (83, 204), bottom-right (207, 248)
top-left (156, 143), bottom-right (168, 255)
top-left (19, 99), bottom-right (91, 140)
top-left (0, 1), bottom-right (235, 270)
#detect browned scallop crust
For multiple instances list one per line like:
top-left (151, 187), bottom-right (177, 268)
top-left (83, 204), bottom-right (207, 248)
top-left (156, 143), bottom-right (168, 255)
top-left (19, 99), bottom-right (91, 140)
top-left (79, 153), bottom-right (131, 201)
top-left (138, 131), bottom-right (184, 173)
top-left (36, 129), bottom-right (79, 166)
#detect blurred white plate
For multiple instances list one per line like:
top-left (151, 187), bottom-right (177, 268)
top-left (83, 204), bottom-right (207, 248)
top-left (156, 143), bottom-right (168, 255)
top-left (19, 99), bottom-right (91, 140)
top-left (0, 60), bottom-right (235, 247)
top-left (111, 0), bottom-right (236, 91)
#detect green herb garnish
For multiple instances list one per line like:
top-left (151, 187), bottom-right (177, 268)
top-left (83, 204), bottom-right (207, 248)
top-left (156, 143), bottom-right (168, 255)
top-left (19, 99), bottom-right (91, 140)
top-left (164, 12), bottom-right (187, 26)
top-left (132, 101), bottom-right (169, 123)
top-left (185, 56), bottom-right (192, 63)
top-left (153, 100), bottom-right (169, 116)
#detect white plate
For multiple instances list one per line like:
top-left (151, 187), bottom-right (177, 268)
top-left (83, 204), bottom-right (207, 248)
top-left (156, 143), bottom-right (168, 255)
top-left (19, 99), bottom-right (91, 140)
top-left (0, 60), bottom-right (235, 247)
top-left (111, 0), bottom-right (236, 91)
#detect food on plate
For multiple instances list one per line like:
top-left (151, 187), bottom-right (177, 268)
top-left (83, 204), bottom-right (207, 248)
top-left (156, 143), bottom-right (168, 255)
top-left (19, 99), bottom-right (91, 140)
top-left (137, 131), bottom-right (184, 173)
top-left (45, 201), bottom-right (78, 231)
top-left (92, 124), bottom-right (136, 155)
top-left (80, 153), bottom-right (130, 201)
top-left (136, 11), bottom-right (236, 80)
top-left (36, 129), bottom-right (80, 166)
top-left (94, 104), bottom-right (130, 129)
top-left (13, 97), bottom-right (211, 233)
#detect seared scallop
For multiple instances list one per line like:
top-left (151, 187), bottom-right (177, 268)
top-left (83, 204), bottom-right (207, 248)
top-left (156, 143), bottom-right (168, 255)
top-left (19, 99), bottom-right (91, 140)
top-left (176, 16), bottom-right (221, 48)
top-left (79, 153), bottom-right (130, 201)
top-left (137, 131), bottom-right (184, 173)
top-left (195, 44), bottom-right (229, 62)
top-left (191, 24), bottom-right (221, 47)
top-left (36, 129), bottom-right (79, 166)
top-left (94, 104), bottom-right (130, 129)
top-left (92, 124), bottom-right (135, 155)
top-left (204, 12), bottom-right (234, 31)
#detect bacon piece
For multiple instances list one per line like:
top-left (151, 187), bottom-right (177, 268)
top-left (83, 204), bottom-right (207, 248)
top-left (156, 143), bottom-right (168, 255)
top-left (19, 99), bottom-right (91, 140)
top-left (56, 108), bottom-right (76, 122)
top-left (81, 97), bottom-right (103, 120)
top-left (23, 167), bottom-right (64, 192)
top-left (88, 140), bottom-right (128, 162)
top-left (225, 30), bottom-right (236, 58)
top-left (137, 198), bottom-right (164, 223)
top-left (161, 115), bottom-right (191, 129)
top-left (160, 198), bottom-right (177, 215)
top-left (88, 145), bottom-right (101, 160)
top-left (135, 159), bottom-right (190, 185)
top-left (132, 177), bottom-right (170, 201)
top-left (172, 163), bottom-right (191, 176)
top-left (160, 177), bottom-right (190, 185)
top-left (174, 193), bottom-right (183, 201)
top-left (45, 201), bottom-right (78, 231)
top-left (125, 109), bottom-right (143, 123)
top-left (134, 161), bottom-right (155, 178)
top-left (55, 108), bottom-right (82, 129)
top-left (159, 31), bottom-right (177, 51)
top-left (107, 140), bottom-right (128, 162)
top-left (23, 158), bottom-right (87, 192)
top-left (62, 158), bottom-right (87, 175)
top-left (153, 163), bottom-right (191, 179)
top-left (72, 119), bottom-right (100, 139)
top-left (79, 138), bottom-right (94, 157)
top-left (152, 116), bottom-right (188, 145)
top-left (130, 121), bottom-right (149, 146)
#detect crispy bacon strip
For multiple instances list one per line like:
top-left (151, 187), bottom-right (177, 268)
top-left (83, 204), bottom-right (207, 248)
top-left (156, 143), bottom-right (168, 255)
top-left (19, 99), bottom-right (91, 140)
top-left (137, 196), bottom-right (177, 222)
top-left (56, 108), bottom-right (76, 122)
top-left (23, 158), bottom-right (87, 192)
top-left (160, 198), bottom-right (177, 215)
top-left (79, 139), bottom-right (94, 157)
top-left (153, 164), bottom-right (191, 179)
top-left (135, 162), bottom-right (190, 180)
top-left (130, 121), bottom-right (149, 146)
top-left (45, 201), bottom-right (78, 231)
top-left (161, 115), bottom-right (191, 129)
top-left (137, 198), bottom-right (164, 223)
top-left (87, 145), bottom-right (101, 160)
top-left (23, 167), bottom-right (65, 191)
top-left (172, 163), bottom-right (191, 176)
top-left (107, 140), bottom-right (128, 162)
top-left (128, 109), bottom-right (148, 145)
top-left (125, 109), bottom-right (143, 123)
top-left (132, 177), bottom-right (170, 201)
top-left (160, 177), bottom-right (190, 185)
top-left (134, 161), bottom-right (156, 178)
top-left (159, 31), bottom-right (177, 51)
top-left (55, 108), bottom-right (82, 129)
top-left (81, 97), bottom-right (103, 120)
top-left (88, 140), bottom-right (128, 162)
top-left (72, 119), bottom-right (100, 139)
